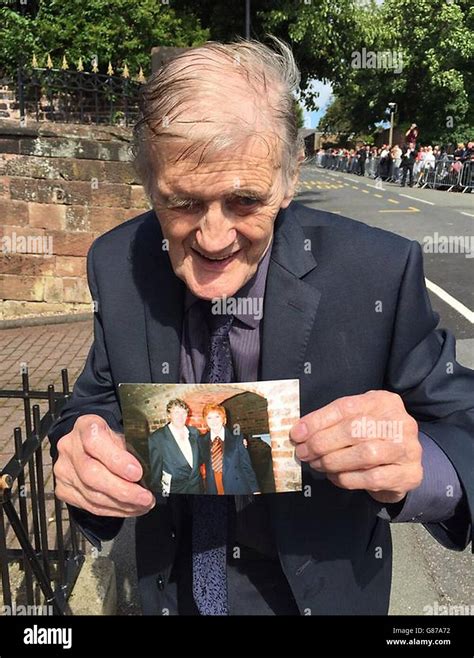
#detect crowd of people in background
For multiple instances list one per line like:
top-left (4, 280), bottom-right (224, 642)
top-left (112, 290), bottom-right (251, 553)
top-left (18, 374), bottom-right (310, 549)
top-left (314, 124), bottom-right (474, 191)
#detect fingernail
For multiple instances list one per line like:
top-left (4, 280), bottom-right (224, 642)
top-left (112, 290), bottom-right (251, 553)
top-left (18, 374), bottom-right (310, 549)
top-left (139, 491), bottom-right (153, 506)
top-left (297, 444), bottom-right (309, 460)
top-left (292, 422), bottom-right (308, 440)
top-left (125, 463), bottom-right (141, 480)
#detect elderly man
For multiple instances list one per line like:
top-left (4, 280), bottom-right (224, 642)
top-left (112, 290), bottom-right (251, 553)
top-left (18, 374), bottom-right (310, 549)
top-left (49, 38), bottom-right (473, 616)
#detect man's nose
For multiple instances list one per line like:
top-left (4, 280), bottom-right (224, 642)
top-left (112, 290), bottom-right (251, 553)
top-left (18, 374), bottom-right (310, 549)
top-left (196, 203), bottom-right (237, 253)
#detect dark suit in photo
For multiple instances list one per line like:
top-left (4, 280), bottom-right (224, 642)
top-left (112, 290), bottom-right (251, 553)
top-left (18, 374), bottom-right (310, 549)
top-left (148, 424), bottom-right (203, 495)
top-left (200, 428), bottom-right (259, 495)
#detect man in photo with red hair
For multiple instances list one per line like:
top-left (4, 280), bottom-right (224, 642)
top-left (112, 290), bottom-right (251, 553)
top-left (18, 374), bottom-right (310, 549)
top-left (200, 404), bottom-right (259, 495)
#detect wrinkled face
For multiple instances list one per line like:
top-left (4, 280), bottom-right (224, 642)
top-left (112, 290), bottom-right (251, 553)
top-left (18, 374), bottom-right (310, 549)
top-left (205, 411), bottom-right (225, 433)
top-left (169, 406), bottom-right (188, 427)
top-left (151, 136), bottom-right (295, 299)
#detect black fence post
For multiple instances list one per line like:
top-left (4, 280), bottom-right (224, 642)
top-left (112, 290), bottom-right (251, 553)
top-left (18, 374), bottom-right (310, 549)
top-left (0, 369), bottom-right (84, 615)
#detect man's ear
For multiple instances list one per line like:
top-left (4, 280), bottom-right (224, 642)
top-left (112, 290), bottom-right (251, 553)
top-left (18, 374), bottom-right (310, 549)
top-left (280, 146), bottom-right (305, 209)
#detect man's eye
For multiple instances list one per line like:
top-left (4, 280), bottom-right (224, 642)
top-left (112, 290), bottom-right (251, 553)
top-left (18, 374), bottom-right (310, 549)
top-left (239, 196), bottom-right (259, 205)
top-left (231, 196), bottom-right (260, 209)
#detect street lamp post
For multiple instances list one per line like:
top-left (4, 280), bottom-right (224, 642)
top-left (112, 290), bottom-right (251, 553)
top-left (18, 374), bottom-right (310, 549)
top-left (245, 0), bottom-right (251, 39)
top-left (388, 102), bottom-right (397, 147)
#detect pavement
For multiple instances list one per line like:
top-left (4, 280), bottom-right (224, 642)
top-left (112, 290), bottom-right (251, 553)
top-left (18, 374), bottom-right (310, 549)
top-left (0, 167), bottom-right (472, 614)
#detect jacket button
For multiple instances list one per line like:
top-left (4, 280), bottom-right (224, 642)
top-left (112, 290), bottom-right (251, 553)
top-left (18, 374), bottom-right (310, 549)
top-left (156, 575), bottom-right (165, 591)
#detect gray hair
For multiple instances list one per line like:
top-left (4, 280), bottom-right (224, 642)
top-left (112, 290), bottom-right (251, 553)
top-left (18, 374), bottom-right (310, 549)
top-left (133, 37), bottom-right (303, 198)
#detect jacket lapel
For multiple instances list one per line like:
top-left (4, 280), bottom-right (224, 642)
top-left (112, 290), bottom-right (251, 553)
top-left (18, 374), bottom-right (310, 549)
top-left (260, 204), bottom-right (321, 381)
top-left (135, 212), bottom-right (185, 384)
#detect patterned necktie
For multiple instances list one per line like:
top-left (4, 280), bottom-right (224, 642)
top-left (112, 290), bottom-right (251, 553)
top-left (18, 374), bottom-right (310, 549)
top-left (211, 438), bottom-right (224, 473)
top-left (192, 302), bottom-right (234, 615)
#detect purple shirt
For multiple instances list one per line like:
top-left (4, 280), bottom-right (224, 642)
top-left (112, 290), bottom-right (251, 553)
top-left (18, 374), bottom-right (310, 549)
top-left (179, 242), bottom-right (463, 524)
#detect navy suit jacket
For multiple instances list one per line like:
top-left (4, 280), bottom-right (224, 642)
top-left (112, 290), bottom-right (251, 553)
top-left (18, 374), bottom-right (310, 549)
top-left (148, 424), bottom-right (203, 495)
top-left (49, 201), bottom-right (474, 615)
top-left (200, 428), bottom-right (259, 495)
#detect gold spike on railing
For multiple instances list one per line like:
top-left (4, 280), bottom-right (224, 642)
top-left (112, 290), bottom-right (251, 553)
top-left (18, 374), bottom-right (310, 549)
top-left (61, 55), bottom-right (69, 70)
top-left (31, 53), bottom-right (38, 68)
top-left (46, 54), bottom-right (53, 69)
top-left (122, 63), bottom-right (130, 79)
top-left (107, 61), bottom-right (114, 76)
top-left (137, 66), bottom-right (146, 83)
top-left (77, 56), bottom-right (84, 72)
top-left (92, 57), bottom-right (99, 73)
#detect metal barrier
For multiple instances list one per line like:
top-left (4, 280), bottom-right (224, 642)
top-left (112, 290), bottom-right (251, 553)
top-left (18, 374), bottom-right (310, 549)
top-left (308, 151), bottom-right (473, 192)
top-left (431, 158), bottom-right (461, 192)
top-left (0, 368), bottom-right (84, 615)
top-left (459, 160), bottom-right (474, 193)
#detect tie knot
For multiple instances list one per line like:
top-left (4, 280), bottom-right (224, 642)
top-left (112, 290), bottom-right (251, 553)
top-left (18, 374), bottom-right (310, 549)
top-left (200, 300), bottom-right (234, 336)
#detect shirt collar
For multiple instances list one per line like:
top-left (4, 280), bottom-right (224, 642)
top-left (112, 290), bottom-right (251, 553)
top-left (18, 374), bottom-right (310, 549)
top-left (211, 427), bottom-right (225, 441)
top-left (184, 239), bottom-right (272, 329)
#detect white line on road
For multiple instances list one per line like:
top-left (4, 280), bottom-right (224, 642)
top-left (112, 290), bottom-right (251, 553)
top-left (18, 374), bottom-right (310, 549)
top-left (425, 278), bottom-right (474, 324)
top-left (460, 212), bottom-right (474, 218)
top-left (400, 194), bottom-right (435, 205)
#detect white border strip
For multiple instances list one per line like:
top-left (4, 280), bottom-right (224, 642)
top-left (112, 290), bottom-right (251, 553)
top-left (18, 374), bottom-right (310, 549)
top-left (400, 194), bottom-right (435, 206)
top-left (425, 278), bottom-right (474, 324)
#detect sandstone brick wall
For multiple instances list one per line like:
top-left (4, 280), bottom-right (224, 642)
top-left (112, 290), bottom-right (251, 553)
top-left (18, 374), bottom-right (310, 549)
top-left (0, 120), bottom-right (151, 320)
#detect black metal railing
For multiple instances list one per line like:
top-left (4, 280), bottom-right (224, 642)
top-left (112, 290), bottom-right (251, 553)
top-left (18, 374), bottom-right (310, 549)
top-left (0, 368), bottom-right (85, 615)
top-left (15, 66), bottom-right (142, 126)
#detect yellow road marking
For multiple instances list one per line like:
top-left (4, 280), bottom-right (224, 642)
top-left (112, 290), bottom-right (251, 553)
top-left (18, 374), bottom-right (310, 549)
top-left (379, 207), bottom-right (420, 213)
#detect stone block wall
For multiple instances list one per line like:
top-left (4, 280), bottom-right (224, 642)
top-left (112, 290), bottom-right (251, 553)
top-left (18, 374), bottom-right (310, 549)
top-left (0, 120), bottom-right (151, 320)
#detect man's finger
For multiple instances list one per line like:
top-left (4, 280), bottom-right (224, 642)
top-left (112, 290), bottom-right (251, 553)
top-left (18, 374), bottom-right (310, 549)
top-left (77, 418), bottom-right (143, 482)
top-left (308, 439), bottom-right (404, 474)
top-left (326, 463), bottom-right (421, 493)
top-left (55, 481), bottom-right (153, 518)
top-left (72, 476), bottom-right (154, 514)
top-left (293, 418), bottom-right (359, 461)
top-left (74, 452), bottom-right (153, 508)
top-left (290, 391), bottom-right (403, 441)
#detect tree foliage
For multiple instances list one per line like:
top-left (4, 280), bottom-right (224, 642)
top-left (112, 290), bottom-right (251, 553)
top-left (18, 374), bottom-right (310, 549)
top-left (1, 0), bottom-right (471, 143)
top-left (0, 0), bottom-right (209, 76)
top-left (319, 0), bottom-right (473, 144)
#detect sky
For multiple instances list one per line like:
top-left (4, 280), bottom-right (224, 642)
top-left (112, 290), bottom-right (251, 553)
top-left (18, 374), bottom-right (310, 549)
top-left (302, 1), bottom-right (386, 129)
top-left (302, 79), bottom-right (333, 129)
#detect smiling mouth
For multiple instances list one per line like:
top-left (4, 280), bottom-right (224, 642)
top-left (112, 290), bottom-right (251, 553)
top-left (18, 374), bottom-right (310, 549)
top-left (192, 247), bottom-right (240, 263)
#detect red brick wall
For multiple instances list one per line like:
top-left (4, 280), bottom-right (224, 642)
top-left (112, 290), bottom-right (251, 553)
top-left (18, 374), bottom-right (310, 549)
top-left (0, 120), bottom-right (151, 320)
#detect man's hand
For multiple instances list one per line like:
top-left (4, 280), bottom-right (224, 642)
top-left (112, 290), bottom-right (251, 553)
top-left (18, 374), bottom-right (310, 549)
top-left (289, 391), bottom-right (423, 504)
top-left (53, 415), bottom-right (155, 517)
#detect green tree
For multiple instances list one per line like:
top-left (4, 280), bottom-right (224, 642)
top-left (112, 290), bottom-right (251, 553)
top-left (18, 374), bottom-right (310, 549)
top-left (0, 0), bottom-right (209, 76)
top-left (321, 0), bottom-right (473, 144)
top-left (173, 0), bottom-right (365, 110)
